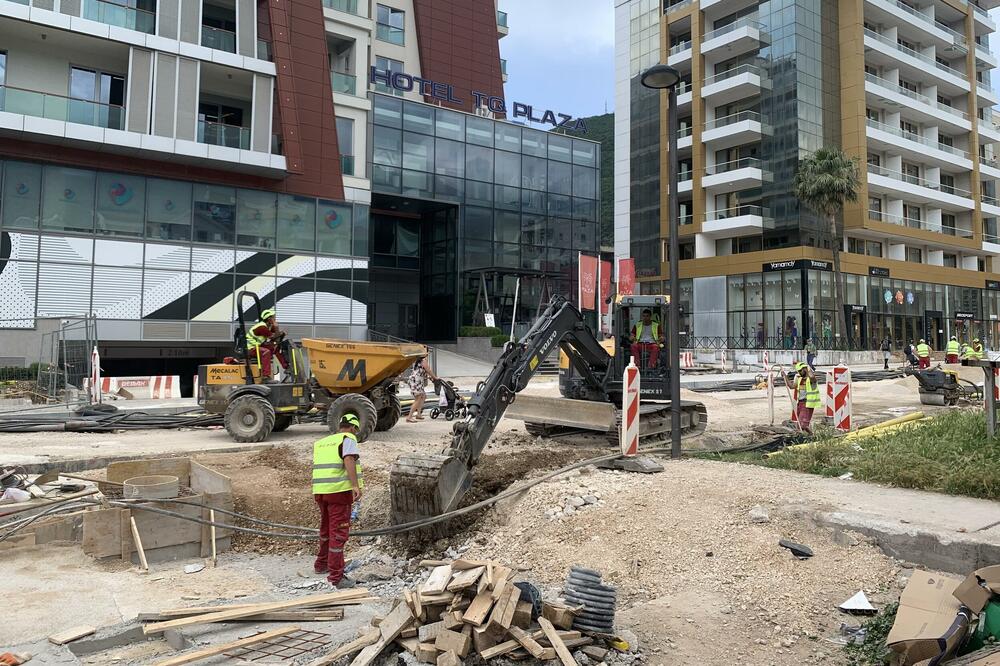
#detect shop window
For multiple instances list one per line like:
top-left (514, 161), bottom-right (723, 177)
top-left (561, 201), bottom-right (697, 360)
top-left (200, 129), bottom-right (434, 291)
top-left (42, 166), bottom-right (96, 234)
top-left (192, 185), bottom-right (235, 245)
top-left (276, 195), bottom-right (316, 253)
top-left (2, 161), bottom-right (42, 230)
top-left (317, 200), bottom-right (352, 256)
top-left (375, 4), bottom-right (405, 45)
top-left (96, 172), bottom-right (145, 238)
top-left (236, 189), bottom-right (276, 249)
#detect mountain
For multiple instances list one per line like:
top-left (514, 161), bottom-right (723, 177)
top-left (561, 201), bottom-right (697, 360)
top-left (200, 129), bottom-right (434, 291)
top-left (559, 113), bottom-right (614, 247)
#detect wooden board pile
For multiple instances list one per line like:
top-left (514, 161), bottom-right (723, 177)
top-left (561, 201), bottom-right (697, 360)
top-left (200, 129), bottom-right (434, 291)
top-left (308, 559), bottom-right (609, 666)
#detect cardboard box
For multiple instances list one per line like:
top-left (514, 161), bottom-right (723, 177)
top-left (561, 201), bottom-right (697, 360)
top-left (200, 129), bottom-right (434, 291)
top-left (954, 565), bottom-right (1000, 614)
top-left (887, 570), bottom-right (970, 666)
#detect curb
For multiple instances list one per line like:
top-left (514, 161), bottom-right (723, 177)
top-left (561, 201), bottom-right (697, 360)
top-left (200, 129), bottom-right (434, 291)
top-left (16, 443), bottom-right (275, 474)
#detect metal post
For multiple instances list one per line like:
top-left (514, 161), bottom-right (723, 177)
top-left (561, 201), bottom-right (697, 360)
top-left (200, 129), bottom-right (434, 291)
top-left (985, 365), bottom-right (997, 438)
top-left (667, 86), bottom-right (681, 460)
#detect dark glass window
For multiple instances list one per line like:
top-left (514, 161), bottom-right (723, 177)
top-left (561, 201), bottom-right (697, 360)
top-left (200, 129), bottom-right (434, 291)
top-left (463, 206), bottom-right (493, 241)
top-left (435, 138), bottom-right (464, 178)
top-left (522, 156), bottom-right (547, 191)
top-left (402, 132), bottom-right (434, 172)
top-left (548, 161), bottom-right (572, 195)
top-left (494, 150), bottom-right (520, 187)
top-left (192, 184), bottom-right (235, 245)
top-left (465, 145), bottom-right (494, 182)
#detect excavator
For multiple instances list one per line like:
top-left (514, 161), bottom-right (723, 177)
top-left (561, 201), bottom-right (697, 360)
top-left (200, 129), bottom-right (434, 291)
top-left (389, 294), bottom-right (708, 526)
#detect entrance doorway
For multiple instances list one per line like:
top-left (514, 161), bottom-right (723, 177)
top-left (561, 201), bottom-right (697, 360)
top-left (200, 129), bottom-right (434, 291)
top-left (924, 310), bottom-right (944, 350)
top-left (845, 305), bottom-right (867, 349)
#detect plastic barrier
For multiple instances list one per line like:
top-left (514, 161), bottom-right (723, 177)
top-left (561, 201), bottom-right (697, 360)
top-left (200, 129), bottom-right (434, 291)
top-left (620, 357), bottom-right (640, 456)
top-left (98, 376), bottom-right (182, 400)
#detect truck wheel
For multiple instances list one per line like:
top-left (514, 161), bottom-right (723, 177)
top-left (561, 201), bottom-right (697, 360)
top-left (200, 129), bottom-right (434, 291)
top-left (375, 394), bottom-right (401, 432)
top-left (272, 414), bottom-right (293, 432)
top-left (225, 395), bottom-right (275, 443)
top-left (328, 393), bottom-right (377, 442)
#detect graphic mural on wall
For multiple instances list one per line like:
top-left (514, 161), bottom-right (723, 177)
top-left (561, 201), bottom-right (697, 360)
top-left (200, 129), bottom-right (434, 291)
top-left (0, 231), bottom-right (367, 332)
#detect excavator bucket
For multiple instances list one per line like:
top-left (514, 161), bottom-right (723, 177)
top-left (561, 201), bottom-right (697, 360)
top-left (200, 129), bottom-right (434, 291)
top-left (505, 395), bottom-right (617, 432)
top-left (389, 453), bottom-right (471, 534)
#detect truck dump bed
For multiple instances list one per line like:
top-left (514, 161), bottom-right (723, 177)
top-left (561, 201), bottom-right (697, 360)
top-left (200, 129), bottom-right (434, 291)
top-left (301, 338), bottom-right (426, 393)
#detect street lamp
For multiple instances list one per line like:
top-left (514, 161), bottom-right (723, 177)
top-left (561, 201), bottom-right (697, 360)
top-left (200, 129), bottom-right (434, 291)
top-left (641, 63), bottom-right (683, 461)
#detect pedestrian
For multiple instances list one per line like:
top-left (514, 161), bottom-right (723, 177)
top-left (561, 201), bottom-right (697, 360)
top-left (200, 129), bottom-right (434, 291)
top-left (805, 337), bottom-right (817, 371)
top-left (916, 338), bottom-right (932, 369)
top-left (784, 361), bottom-right (820, 434)
top-left (406, 356), bottom-right (437, 423)
top-left (312, 413), bottom-right (363, 588)
top-left (945, 336), bottom-right (960, 364)
top-left (904, 340), bottom-right (917, 367)
top-left (245, 308), bottom-right (288, 382)
top-left (879, 336), bottom-right (891, 370)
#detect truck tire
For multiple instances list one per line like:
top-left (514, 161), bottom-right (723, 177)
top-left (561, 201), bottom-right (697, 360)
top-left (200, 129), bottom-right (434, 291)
top-left (328, 393), bottom-right (377, 442)
top-left (375, 394), bottom-right (401, 432)
top-left (272, 414), bottom-right (293, 432)
top-left (225, 395), bottom-right (275, 443)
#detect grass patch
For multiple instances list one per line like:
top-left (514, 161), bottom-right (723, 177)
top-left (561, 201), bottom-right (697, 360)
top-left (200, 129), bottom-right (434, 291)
top-left (701, 410), bottom-right (1000, 500)
top-left (844, 602), bottom-right (898, 666)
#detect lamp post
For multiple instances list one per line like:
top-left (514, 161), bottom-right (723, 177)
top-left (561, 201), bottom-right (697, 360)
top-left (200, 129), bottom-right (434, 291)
top-left (641, 63), bottom-right (683, 460)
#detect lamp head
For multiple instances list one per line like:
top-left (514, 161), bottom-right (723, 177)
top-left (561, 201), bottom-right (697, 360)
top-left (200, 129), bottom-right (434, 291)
top-left (641, 64), bottom-right (682, 90)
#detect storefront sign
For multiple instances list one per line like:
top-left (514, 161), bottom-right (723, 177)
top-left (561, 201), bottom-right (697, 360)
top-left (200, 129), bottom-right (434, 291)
top-left (954, 312), bottom-right (976, 320)
top-left (869, 266), bottom-right (890, 278)
top-left (761, 259), bottom-right (831, 272)
top-left (849, 305), bottom-right (866, 313)
top-left (370, 68), bottom-right (588, 132)
top-left (987, 280), bottom-right (1000, 291)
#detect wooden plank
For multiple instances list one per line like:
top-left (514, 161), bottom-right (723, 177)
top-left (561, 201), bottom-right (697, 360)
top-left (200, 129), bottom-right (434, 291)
top-left (451, 559), bottom-right (487, 571)
top-left (473, 625), bottom-right (497, 654)
top-left (446, 566), bottom-right (485, 592)
top-left (421, 565), bottom-right (453, 595)
top-left (542, 601), bottom-right (580, 631)
top-left (304, 629), bottom-right (380, 666)
top-left (151, 597), bottom-right (375, 616)
top-left (433, 629), bottom-right (471, 658)
top-left (489, 566), bottom-right (512, 594)
top-left (120, 509), bottom-right (131, 562)
top-left (0, 533), bottom-right (35, 550)
top-left (418, 621), bottom-right (445, 643)
top-left (512, 601), bottom-right (532, 629)
top-left (152, 626), bottom-right (299, 666)
top-left (209, 509), bottom-right (217, 567)
top-left (437, 650), bottom-right (461, 666)
top-left (476, 573), bottom-right (490, 596)
top-left (136, 609), bottom-right (344, 622)
top-left (412, 585), bottom-right (423, 621)
top-left (508, 627), bottom-right (546, 659)
top-left (142, 589), bottom-right (369, 634)
top-left (414, 643), bottom-right (439, 662)
top-left (189, 459), bottom-right (232, 495)
top-left (82, 507), bottom-right (124, 557)
top-left (485, 585), bottom-right (520, 639)
top-left (107, 458), bottom-right (190, 485)
top-left (539, 617), bottom-right (577, 666)
top-left (462, 590), bottom-right (494, 627)
top-left (378, 598), bottom-right (415, 642)
top-left (130, 516), bottom-right (149, 572)
top-left (418, 591), bottom-right (455, 606)
top-left (198, 507), bottom-right (211, 559)
top-left (442, 611), bottom-right (464, 630)
top-left (418, 559), bottom-right (450, 568)
top-left (48, 625), bottom-right (95, 645)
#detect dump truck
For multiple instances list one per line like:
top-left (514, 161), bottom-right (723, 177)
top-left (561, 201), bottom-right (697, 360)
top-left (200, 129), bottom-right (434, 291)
top-left (388, 294), bottom-right (707, 527)
top-left (197, 291), bottom-right (426, 443)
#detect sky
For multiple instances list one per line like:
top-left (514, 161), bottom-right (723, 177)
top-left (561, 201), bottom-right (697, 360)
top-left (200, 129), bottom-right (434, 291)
top-left (498, 0), bottom-right (616, 120)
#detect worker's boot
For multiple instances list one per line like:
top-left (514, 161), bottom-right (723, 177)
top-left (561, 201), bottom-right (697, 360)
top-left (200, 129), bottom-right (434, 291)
top-left (332, 576), bottom-right (356, 589)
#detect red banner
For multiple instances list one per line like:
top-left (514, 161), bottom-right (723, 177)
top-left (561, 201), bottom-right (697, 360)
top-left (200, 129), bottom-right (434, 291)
top-left (600, 260), bottom-right (612, 314)
top-left (579, 254), bottom-right (598, 311)
top-left (618, 258), bottom-right (636, 295)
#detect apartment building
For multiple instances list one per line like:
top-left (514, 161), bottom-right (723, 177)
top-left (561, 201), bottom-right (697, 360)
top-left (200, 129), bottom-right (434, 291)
top-left (0, 0), bottom-right (595, 385)
top-left (615, 0), bottom-right (1000, 350)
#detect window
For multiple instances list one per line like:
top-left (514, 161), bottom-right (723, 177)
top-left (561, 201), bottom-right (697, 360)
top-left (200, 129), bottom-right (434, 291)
top-left (96, 172), bottom-right (145, 237)
top-left (236, 189), bottom-right (276, 249)
top-left (277, 194), bottom-right (316, 252)
top-left (938, 94), bottom-right (953, 108)
top-left (902, 162), bottom-right (920, 183)
top-left (900, 119), bottom-right (919, 136)
top-left (866, 108), bottom-right (880, 122)
top-left (336, 117), bottom-right (355, 175)
top-left (146, 178), bottom-right (192, 240)
top-left (2, 161), bottom-right (41, 230)
top-left (864, 64), bottom-right (878, 76)
top-left (940, 173), bottom-right (955, 195)
top-left (942, 213), bottom-right (957, 234)
top-left (943, 253), bottom-right (958, 268)
top-left (897, 37), bottom-right (915, 50)
top-left (317, 200), bottom-right (352, 255)
top-left (847, 238), bottom-right (865, 255)
top-left (198, 102), bottom-right (246, 148)
top-left (69, 66), bottom-right (125, 130)
top-left (193, 184), bottom-right (236, 245)
top-left (374, 56), bottom-right (404, 96)
top-left (939, 134), bottom-right (954, 147)
top-left (867, 152), bottom-right (881, 167)
top-left (869, 196), bottom-right (882, 219)
top-left (906, 247), bottom-right (923, 263)
top-left (904, 204), bottom-right (922, 223)
top-left (899, 77), bottom-right (918, 93)
top-left (202, 2), bottom-right (236, 52)
top-left (376, 4), bottom-right (405, 45)
top-left (867, 241), bottom-right (883, 257)
top-left (42, 166), bottom-right (96, 233)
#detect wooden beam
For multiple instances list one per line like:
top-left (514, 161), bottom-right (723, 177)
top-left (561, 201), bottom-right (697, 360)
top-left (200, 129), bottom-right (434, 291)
top-left (508, 627), bottom-right (546, 659)
top-left (446, 566), bottom-right (485, 592)
top-left (539, 617), bottom-right (578, 666)
top-left (209, 509), bottom-right (217, 567)
top-left (152, 627), bottom-right (299, 666)
top-left (120, 509), bottom-right (131, 563)
top-left (130, 516), bottom-right (148, 572)
top-left (136, 609), bottom-right (344, 622)
top-left (48, 625), bottom-right (95, 645)
top-left (462, 590), bottom-right (494, 627)
top-left (421, 565), bottom-right (452, 595)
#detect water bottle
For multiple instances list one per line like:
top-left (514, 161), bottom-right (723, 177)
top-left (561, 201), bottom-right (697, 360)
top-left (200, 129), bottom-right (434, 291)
top-left (351, 500), bottom-right (359, 522)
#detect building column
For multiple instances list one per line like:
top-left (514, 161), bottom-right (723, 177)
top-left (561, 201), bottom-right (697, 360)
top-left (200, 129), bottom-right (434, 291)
top-left (236, 0), bottom-right (257, 57)
top-left (126, 47), bottom-right (154, 134)
top-left (158, 0), bottom-right (179, 39)
top-left (178, 0), bottom-right (202, 45)
top-left (251, 73), bottom-right (274, 153)
top-left (152, 53), bottom-right (178, 138)
top-left (175, 58), bottom-right (200, 141)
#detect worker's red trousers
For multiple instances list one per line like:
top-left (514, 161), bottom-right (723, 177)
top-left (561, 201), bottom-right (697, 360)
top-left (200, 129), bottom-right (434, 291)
top-left (946, 354), bottom-right (959, 363)
top-left (918, 357), bottom-right (930, 369)
top-left (630, 343), bottom-right (660, 369)
top-left (314, 491), bottom-right (352, 583)
top-left (253, 344), bottom-right (288, 379)
top-left (796, 402), bottom-right (814, 434)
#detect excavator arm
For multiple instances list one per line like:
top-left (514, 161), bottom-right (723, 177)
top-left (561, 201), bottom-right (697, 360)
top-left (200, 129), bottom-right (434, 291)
top-left (389, 296), bottom-right (612, 527)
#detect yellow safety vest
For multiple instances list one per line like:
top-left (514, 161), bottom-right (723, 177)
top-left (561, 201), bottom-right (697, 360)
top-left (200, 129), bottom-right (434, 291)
top-left (916, 343), bottom-right (930, 358)
top-left (312, 432), bottom-right (363, 495)
top-left (796, 375), bottom-right (822, 409)
top-left (246, 321), bottom-right (267, 349)
top-left (970, 345), bottom-right (984, 360)
top-left (946, 340), bottom-right (960, 355)
top-left (635, 322), bottom-right (660, 342)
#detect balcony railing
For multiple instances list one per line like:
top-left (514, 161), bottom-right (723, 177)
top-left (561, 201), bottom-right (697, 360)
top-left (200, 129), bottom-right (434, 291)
top-left (0, 85), bottom-right (125, 130)
top-left (865, 118), bottom-right (970, 158)
top-left (982, 156), bottom-right (1000, 170)
top-left (976, 40), bottom-right (994, 58)
top-left (889, 0), bottom-right (967, 46)
top-left (704, 64), bottom-right (762, 87)
top-left (678, 126), bottom-right (693, 138)
top-left (82, 0), bottom-right (155, 33)
top-left (864, 28), bottom-right (963, 77)
top-left (705, 157), bottom-right (762, 175)
top-left (201, 24), bottom-right (236, 53)
top-left (341, 155), bottom-right (355, 176)
top-left (864, 73), bottom-right (969, 120)
top-left (664, 0), bottom-right (694, 13)
top-left (669, 40), bottom-right (692, 55)
top-left (331, 71), bottom-right (357, 96)
top-left (704, 110), bottom-right (761, 130)
top-left (978, 80), bottom-right (996, 95)
top-left (706, 205), bottom-right (764, 220)
top-left (677, 80), bottom-right (692, 95)
top-left (971, 2), bottom-right (991, 22)
top-left (323, 0), bottom-right (359, 14)
top-left (497, 10), bottom-right (508, 27)
top-left (868, 209), bottom-right (974, 238)
top-left (867, 163), bottom-right (972, 197)
top-left (198, 119), bottom-right (250, 149)
top-left (703, 17), bottom-right (763, 42)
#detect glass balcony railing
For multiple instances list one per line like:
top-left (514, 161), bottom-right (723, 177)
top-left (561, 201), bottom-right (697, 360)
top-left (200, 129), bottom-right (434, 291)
top-left (703, 64), bottom-right (762, 86)
top-left (198, 119), bottom-right (250, 149)
top-left (976, 40), bottom-right (994, 58)
top-left (864, 73), bottom-right (969, 119)
top-left (869, 209), bottom-right (973, 238)
top-left (341, 155), bottom-right (355, 176)
top-left (864, 28), bottom-right (963, 77)
top-left (888, 0), bottom-right (967, 46)
top-left (706, 157), bottom-right (763, 175)
top-left (704, 110), bottom-right (761, 130)
top-left (82, 0), bottom-right (155, 33)
top-left (703, 17), bottom-right (763, 42)
top-left (669, 40), bottom-right (692, 55)
top-left (677, 80), bottom-right (692, 95)
top-left (983, 193), bottom-right (1000, 206)
top-left (664, 0), bottom-right (694, 14)
top-left (497, 10), bottom-right (508, 28)
top-left (331, 71), bottom-right (357, 96)
top-left (677, 126), bottom-right (693, 138)
top-left (982, 156), bottom-right (1000, 169)
top-left (323, 0), bottom-right (359, 14)
top-left (978, 80), bottom-right (996, 96)
top-left (201, 24), bottom-right (236, 53)
top-left (971, 2), bottom-right (991, 22)
top-left (706, 205), bottom-right (765, 221)
top-left (865, 118), bottom-right (969, 158)
top-left (867, 163), bottom-right (972, 197)
top-left (0, 85), bottom-right (125, 129)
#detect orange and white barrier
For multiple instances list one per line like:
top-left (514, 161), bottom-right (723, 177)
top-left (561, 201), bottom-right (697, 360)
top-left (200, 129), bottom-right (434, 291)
top-left (97, 376), bottom-right (182, 400)
top-left (90, 346), bottom-right (101, 404)
top-left (831, 365), bottom-right (852, 432)
top-left (620, 357), bottom-right (640, 456)
top-left (680, 352), bottom-right (694, 368)
top-left (825, 373), bottom-right (835, 418)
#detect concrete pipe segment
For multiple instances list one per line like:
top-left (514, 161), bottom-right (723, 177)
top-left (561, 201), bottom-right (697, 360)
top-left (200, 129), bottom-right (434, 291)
top-left (122, 475), bottom-right (180, 500)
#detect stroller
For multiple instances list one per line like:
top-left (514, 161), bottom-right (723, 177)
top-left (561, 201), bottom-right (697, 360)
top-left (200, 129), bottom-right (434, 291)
top-left (430, 379), bottom-right (468, 421)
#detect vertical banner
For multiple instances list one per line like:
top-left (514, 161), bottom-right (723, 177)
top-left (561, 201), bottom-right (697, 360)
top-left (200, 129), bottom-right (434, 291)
top-left (618, 258), bottom-right (636, 295)
top-left (600, 260), bottom-right (613, 314)
top-left (579, 253), bottom-right (598, 311)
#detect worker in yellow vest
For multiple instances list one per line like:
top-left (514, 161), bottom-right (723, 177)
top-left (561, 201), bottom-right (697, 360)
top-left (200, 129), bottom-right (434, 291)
top-left (313, 413), bottom-right (363, 588)
top-left (916, 339), bottom-right (931, 369)
top-left (784, 361), bottom-right (821, 434)
top-left (945, 336), bottom-right (960, 364)
top-left (970, 338), bottom-right (985, 360)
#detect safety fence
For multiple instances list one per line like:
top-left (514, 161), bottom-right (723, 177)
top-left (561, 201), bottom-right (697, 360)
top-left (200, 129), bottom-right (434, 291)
top-left (681, 335), bottom-right (874, 351)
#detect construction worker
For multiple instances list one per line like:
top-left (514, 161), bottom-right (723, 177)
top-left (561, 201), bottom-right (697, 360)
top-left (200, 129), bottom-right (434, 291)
top-left (970, 338), bottom-right (985, 360)
top-left (313, 413), bottom-right (363, 588)
top-left (916, 338), bottom-right (932, 369)
top-left (946, 336), bottom-right (961, 364)
top-left (630, 308), bottom-right (665, 369)
top-left (961, 341), bottom-right (972, 360)
top-left (784, 361), bottom-right (820, 434)
top-left (246, 308), bottom-right (288, 382)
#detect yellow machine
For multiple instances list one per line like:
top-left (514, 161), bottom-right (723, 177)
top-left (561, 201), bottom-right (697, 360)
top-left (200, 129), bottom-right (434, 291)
top-left (198, 291), bottom-right (426, 443)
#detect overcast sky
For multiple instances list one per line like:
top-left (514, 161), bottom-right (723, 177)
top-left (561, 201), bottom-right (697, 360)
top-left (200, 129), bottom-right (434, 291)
top-left (499, 0), bottom-right (615, 120)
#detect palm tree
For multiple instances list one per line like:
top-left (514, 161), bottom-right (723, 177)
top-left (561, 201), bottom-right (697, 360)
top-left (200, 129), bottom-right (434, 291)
top-left (793, 147), bottom-right (861, 349)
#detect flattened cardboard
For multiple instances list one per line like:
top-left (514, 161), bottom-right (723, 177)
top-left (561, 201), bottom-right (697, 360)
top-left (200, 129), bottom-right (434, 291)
top-left (887, 570), bottom-right (968, 666)
top-left (954, 565), bottom-right (1000, 614)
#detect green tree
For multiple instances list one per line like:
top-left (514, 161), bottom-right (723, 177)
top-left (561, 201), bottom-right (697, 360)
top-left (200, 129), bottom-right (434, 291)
top-left (793, 147), bottom-right (861, 348)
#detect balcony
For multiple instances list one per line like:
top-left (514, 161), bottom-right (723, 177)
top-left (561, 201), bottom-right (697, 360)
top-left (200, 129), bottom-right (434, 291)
top-left (198, 119), bottom-right (250, 150)
top-left (701, 205), bottom-right (770, 237)
top-left (701, 64), bottom-right (766, 105)
top-left (983, 193), bottom-right (1000, 218)
top-left (701, 110), bottom-right (764, 149)
top-left (331, 71), bottom-right (357, 96)
top-left (971, 2), bottom-right (997, 31)
top-left (201, 24), bottom-right (236, 53)
top-left (323, 0), bottom-right (359, 14)
top-left (867, 163), bottom-right (974, 210)
top-left (868, 209), bottom-right (974, 240)
top-left (864, 72), bottom-right (971, 132)
top-left (976, 41), bottom-right (999, 69)
top-left (865, 0), bottom-right (967, 53)
top-left (0, 84), bottom-right (124, 130)
top-left (977, 80), bottom-right (1000, 106)
top-left (863, 28), bottom-right (968, 90)
top-left (702, 157), bottom-right (765, 190)
top-left (497, 9), bottom-right (508, 37)
top-left (981, 156), bottom-right (1000, 179)
top-left (341, 154), bottom-right (355, 176)
top-left (668, 40), bottom-right (692, 67)
top-left (701, 18), bottom-right (764, 59)
top-left (664, 0), bottom-right (694, 14)
top-left (81, 0), bottom-right (155, 33)
top-left (865, 118), bottom-right (973, 169)
top-left (677, 125), bottom-right (693, 149)
top-left (979, 121), bottom-right (1000, 146)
